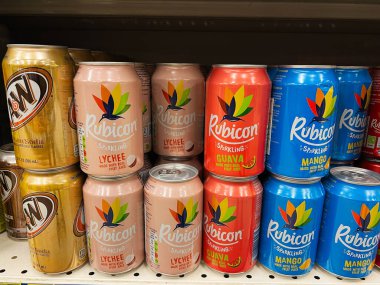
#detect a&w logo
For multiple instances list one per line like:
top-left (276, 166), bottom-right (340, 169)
top-left (0, 170), bottom-right (17, 203)
top-left (73, 200), bottom-right (86, 237)
top-left (22, 192), bottom-right (58, 238)
top-left (339, 85), bottom-right (371, 133)
top-left (6, 68), bottom-right (52, 130)
top-left (290, 87), bottom-right (336, 146)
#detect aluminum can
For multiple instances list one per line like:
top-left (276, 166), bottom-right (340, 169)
top-left (83, 174), bottom-right (144, 274)
top-left (74, 62), bottom-right (143, 177)
top-left (68, 48), bottom-right (94, 68)
top-left (203, 174), bottom-right (262, 273)
top-left (357, 157), bottom-right (380, 174)
top-left (20, 165), bottom-right (87, 273)
top-left (205, 65), bottom-right (270, 178)
top-left (0, 143), bottom-right (26, 239)
top-left (138, 153), bottom-right (153, 184)
top-left (152, 63), bottom-right (205, 157)
top-left (332, 67), bottom-right (372, 161)
top-left (318, 167), bottom-right (380, 278)
top-left (259, 174), bottom-right (324, 276)
top-left (363, 67), bottom-right (380, 157)
top-left (0, 199), bottom-right (5, 233)
top-left (144, 164), bottom-right (203, 276)
top-left (267, 66), bottom-right (279, 82)
top-left (2, 44), bottom-right (79, 169)
top-left (155, 155), bottom-right (202, 178)
top-left (266, 65), bottom-right (339, 179)
top-left (135, 63), bottom-right (152, 153)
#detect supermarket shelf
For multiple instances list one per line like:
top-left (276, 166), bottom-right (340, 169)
top-left (0, 233), bottom-right (379, 285)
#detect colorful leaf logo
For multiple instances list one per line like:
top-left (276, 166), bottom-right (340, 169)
top-left (279, 201), bottom-right (312, 230)
top-left (355, 84), bottom-right (371, 112)
top-left (218, 85), bottom-right (253, 122)
top-left (96, 198), bottom-right (129, 229)
top-left (162, 81), bottom-right (191, 111)
top-left (208, 197), bottom-right (237, 226)
top-left (306, 86), bottom-right (336, 123)
top-left (169, 198), bottom-right (199, 230)
top-left (93, 84), bottom-right (130, 122)
top-left (352, 203), bottom-right (380, 232)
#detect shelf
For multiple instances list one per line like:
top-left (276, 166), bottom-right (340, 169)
top-left (0, 233), bottom-right (379, 285)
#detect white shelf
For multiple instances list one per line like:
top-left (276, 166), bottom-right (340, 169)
top-left (0, 232), bottom-right (379, 285)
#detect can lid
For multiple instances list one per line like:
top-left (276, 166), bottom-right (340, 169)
top-left (272, 173), bottom-right (321, 184)
top-left (89, 173), bottom-right (136, 181)
top-left (336, 66), bottom-right (369, 69)
top-left (7, 44), bottom-right (67, 49)
top-left (279, 65), bottom-right (336, 68)
top-left (26, 164), bottom-right (78, 174)
top-left (149, 163), bottom-right (198, 182)
top-left (212, 64), bottom-right (266, 68)
top-left (330, 166), bottom-right (380, 186)
top-left (209, 172), bottom-right (257, 182)
top-left (0, 143), bottom-right (14, 153)
top-left (79, 62), bottom-right (134, 66)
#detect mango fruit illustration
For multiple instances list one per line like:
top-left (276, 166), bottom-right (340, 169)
top-left (324, 157), bottom-right (331, 169)
top-left (299, 258), bottom-right (311, 270)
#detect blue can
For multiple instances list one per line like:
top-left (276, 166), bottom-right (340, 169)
top-left (267, 66), bottom-right (279, 82)
top-left (332, 67), bottom-right (372, 161)
top-left (259, 174), bottom-right (325, 276)
top-left (318, 167), bottom-right (380, 279)
top-left (266, 65), bottom-right (339, 179)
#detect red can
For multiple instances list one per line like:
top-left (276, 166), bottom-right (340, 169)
top-left (202, 174), bottom-right (262, 273)
top-left (363, 67), bottom-right (380, 157)
top-left (357, 157), bottom-right (380, 173)
top-left (204, 65), bottom-right (270, 178)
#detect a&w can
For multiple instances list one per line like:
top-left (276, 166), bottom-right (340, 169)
top-left (144, 164), bottom-right (203, 276)
top-left (2, 44), bottom-right (78, 169)
top-left (259, 174), bottom-right (324, 276)
top-left (318, 167), bottom-right (380, 279)
top-left (21, 165), bottom-right (87, 273)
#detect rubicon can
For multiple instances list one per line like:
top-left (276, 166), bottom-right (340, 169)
top-left (83, 174), bottom-right (144, 274)
top-left (135, 63), bottom-right (152, 153)
top-left (266, 66), bottom-right (339, 179)
top-left (152, 63), bottom-right (205, 157)
top-left (332, 67), bottom-right (372, 161)
top-left (357, 157), bottom-right (380, 174)
top-left (144, 164), bottom-right (203, 276)
top-left (204, 65), bottom-right (270, 178)
top-left (318, 167), bottom-right (380, 279)
top-left (203, 174), bottom-right (262, 273)
top-left (21, 165), bottom-right (87, 273)
top-left (155, 155), bottom-right (203, 178)
top-left (0, 143), bottom-right (26, 239)
top-left (2, 44), bottom-right (79, 169)
top-left (74, 62), bottom-right (143, 177)
top-left (363, 67), bottom-right (380, 158)
top-left (259, 174), bottom-right (324, 276)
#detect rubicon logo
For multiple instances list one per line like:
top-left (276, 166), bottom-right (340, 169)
top-left (22, 192), bottom-right (58, 238)
top-left (162, 81), bottom-right (191, 111)
top-left (0, 170), bottom-right (18, 203)
top-left (355, 84), bottom-right (371, 113)
top-left (6, 67), bottom-right (53, 130)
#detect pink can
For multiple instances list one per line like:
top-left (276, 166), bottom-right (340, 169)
top-left (74, 62), bottom-right (143, 176)
top-left (155, 155), bottom-right (203, 178)
top-left (83, 174), bottom-right (144, 274)
top-left (144, 163), bottom-right (203, 276)
top-left (152, 64), bottom-right (205, 157)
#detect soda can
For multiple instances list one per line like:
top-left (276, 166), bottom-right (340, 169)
top-left (317, 167), bottom-right (380, 279)
top-left (68, 48), bottom-right (94, 68)
top-left (267, 65), bottom-right (279, 82)
top-left (332, 67), bottom-right (372, 161)
top-left (2, 44), bottom-right (79, 169)
top-left (203, 174), bottom-right (262, 273)
top-left (259, 174), bottom-right (324, 276)
top-left (135, 63), bottom-right (152, 153)
top-left (21, 165), bottom-right (87, 273)
top-left (138, 153), bottom-right (153, 184)
top-left (83, 174), bottom-right (144, 274)
top-left (363, 67), bottom-right (380, 158)
top-left (152, 63), bottom-right (205, 157)
top-left (74, 62), bottom-right (143, 177)
top-left (0, 198), bottom-right (5, 233)
top-left (266, 65), bottom-right (339, 179)
top-left (357, 157), bottom-right (380, 173)
top-left (0, 143), bottom-right (26, 239)
top-left (155, 155), bottom-right (203, 178)
top-left (144, 164), bottom-right (203, 276)
top-left (204, 65), bottom-right (271, 178)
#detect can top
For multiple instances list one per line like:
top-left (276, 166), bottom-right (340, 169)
top-left (272, 173), bottom-right (321, 184)
top-left (149, 163), bottom-right (198, 183)
top-left (0, 143), bottom-right (14, 153)
top-left (336, 66), bottom-right (369, 69)
top-left (280, 65), bottom-right (336, 68)
top-left (7, 44), bottom-right (67, 49)
top-left (89, 173), bottom-right (137, 181)
top-left (330, 166), bottom-right (380, 186)
top-left (25, 164), bottom-right (77, 174)
top-left (213, 64), bottom-right (266, 68)
top-left (210, 172), bottom-right (257, 182)
top-left (79, 61), bottom-right (134, 66)
top-left (157, 63), bottom-right (199, 66)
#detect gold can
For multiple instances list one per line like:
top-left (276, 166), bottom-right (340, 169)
top-left (2, 44), bottom-right (79, 169)
top-left (21, 165), bottom-right (87, 273)
top-left (68, 48), bottom-right (94, 68)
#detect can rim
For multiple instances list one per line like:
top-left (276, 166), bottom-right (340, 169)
top-left (272, 173), bottom-right (321, 184)
top-left (336, 66), bottom-right (369, 69)
top-left (279, 65), bottom-right (336, 68)
top-left (157, 63), bottom-right (199, 66)
top-left (0, 143), bottom-right (14, 153)
top-left (149, 163), bottom-right (198, 183)
top-left (79, 61), bottom-right (134, 66)
top-left (68, 48), bottom-right (91, 52)
top-left (330, 166), bottom-right (380, 186)
top-left (209, 172), bottom-right (258, 182)
top-left (7, 44), bottom-right (67, 49)
top-left (88, 173), bottom-right (137, 181)
top-left (212, 64), bottom-right (267, 68)
top-left (25, 164), bottom-right (77, 174)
